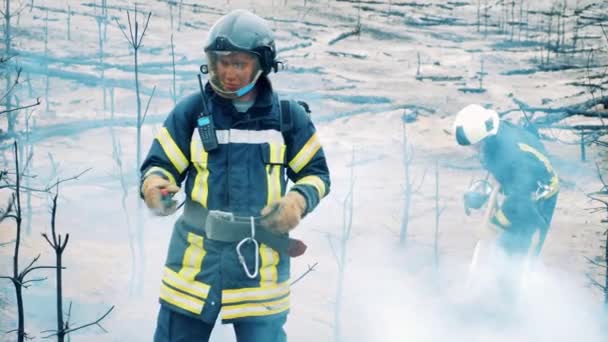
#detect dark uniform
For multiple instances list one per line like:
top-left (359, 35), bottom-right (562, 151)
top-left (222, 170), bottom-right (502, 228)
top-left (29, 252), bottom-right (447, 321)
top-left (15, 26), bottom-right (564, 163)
top-left (141, 77), bottom-right (330, 340)
top-left (481, 121), bottom-right (559, 256)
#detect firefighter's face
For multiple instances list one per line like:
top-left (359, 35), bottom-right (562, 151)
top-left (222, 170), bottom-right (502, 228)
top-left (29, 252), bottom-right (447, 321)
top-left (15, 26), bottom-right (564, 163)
top-left (216, 52), bottom-right (258, 92)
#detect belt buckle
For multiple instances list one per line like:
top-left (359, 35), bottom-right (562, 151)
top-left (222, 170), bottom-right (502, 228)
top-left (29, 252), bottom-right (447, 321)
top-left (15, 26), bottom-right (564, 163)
top-left (208, 210), bottom-right (235, 222)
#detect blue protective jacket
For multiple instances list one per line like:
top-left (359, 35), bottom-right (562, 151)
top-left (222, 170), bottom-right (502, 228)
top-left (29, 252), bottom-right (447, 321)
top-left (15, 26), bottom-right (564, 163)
top-left (481, 121), bottom-right (558, 228)
top-left (140, 78), bottom-right (330, 323)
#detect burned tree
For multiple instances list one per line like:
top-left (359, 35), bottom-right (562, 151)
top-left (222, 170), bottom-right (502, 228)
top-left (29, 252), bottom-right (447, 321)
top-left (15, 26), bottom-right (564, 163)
top-left (0, 142), bottom-right (56, 342)
top-left (115, 6), bottom-right (154, 294)
top-left (399, 110), bottom-right (426, 246)
top-left (585, 162), bottom-right (608, 306)
top-left (41, 187), bottom-right (114, 342)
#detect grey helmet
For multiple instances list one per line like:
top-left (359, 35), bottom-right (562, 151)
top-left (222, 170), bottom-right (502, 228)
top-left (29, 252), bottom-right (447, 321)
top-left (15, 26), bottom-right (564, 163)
top-left (202, 10), bottom-right (278, 98)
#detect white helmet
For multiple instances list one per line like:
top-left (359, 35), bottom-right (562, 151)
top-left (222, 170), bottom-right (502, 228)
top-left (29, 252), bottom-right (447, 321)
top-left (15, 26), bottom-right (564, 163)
top-left (452, 104), bottom-right (500, 146)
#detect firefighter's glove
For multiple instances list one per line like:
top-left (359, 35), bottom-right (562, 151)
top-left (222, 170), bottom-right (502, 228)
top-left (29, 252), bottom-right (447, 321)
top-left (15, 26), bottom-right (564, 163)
top-left (260, 191), bottom-right (307, 234)
top-left (464, 191), bottom-right (489, 216)
top-left (142, 174), bottom-right (180, 216)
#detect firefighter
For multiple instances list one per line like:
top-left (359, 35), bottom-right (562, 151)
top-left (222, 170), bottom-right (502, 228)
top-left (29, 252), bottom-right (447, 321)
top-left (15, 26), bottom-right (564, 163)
top-left (453, 104), bottom-right (559, 257)
top-left (140, 9), bottom-right (330, 342)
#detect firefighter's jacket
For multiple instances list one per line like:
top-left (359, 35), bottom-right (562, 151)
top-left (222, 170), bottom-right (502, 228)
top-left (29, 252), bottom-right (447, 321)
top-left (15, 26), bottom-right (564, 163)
top-left (481, 121), bottom-right (558, 228)
top-left (140, 78), bottom-right (331, 323)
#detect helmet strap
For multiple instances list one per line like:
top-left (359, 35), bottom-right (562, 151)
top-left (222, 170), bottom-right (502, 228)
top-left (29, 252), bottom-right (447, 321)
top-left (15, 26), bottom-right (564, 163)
top-left (211, 69), bottom-right (263, 99)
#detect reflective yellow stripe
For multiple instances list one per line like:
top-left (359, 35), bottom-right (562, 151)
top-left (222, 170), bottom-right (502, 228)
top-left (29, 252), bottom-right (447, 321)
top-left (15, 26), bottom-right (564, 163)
top-left (517, 143), bottom-right (559, 199)
top-left (157, 127), bottom-right (188, 173)
top-left (190, 134), bottom-right (210, 208)
top-left (160, 282), bottom-right (204, 315)
top-left (163, 266), bottom-right (210, 299)
top-left (266, 165), bottom-right (281, 206)
top-left (259, 244), bottom-right (279, 286)
top-left (179, 233), bottom-right (206, 281)
top-left (266, 144), bottom-right (285, 205)
top-left (221, 296), bottom-right (290, 320)
top-left (494, 208), bottom-right (511, 227)
top-left (288, 133), bottom-right (321, 173)
top-left (269, 143), bottom-right (286, 164)
top-left (144, 166), bottom-right (176, 185)
top-left (222, 281), bottom-right (290, 304)
top-left (296, 175), bottom-right (326, 198)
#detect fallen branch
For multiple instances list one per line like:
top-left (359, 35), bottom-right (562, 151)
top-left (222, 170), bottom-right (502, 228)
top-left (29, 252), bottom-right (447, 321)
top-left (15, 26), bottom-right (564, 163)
top-left (328, 27), bottom-right (361, 46)
top-left (507, 96), bottom-right (608, 125)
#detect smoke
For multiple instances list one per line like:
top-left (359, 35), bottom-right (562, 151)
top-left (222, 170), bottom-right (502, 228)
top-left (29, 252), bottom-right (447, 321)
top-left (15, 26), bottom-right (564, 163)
top-left (337, 242), bottom-right (607, 342)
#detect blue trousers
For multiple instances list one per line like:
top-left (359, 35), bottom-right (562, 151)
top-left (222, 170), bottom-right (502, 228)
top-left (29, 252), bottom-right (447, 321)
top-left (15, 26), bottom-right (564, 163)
top-left (497, 193), bottom-right (558, 256)
top-left (153, 305), bottom-right (287, 342)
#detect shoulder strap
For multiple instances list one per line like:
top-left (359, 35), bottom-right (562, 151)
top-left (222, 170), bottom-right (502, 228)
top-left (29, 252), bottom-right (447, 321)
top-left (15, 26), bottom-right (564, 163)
top-left (279, 99), bottom-right (294, 133)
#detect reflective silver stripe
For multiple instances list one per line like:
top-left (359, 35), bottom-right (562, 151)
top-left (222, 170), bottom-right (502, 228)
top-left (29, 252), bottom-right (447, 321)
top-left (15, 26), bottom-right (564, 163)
top-left (296, 175), bottom-right (326, 198)
top-left (222, 281), bottom-right (290, 304)
top-left (144, 166), bottom-right (176, 185)
top-left (156, 127), bottom-right (189, 173)
top-left (289, 133), bottom-right (321, 173)
top-left (215, 129), bottom-right (284, 145)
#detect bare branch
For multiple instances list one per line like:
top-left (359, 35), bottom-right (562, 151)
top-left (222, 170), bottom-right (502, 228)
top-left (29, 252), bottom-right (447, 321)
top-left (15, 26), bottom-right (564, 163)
top-left (114, 17), bottom-right (133, 45)
top-left (5, 168), bottom-right (92, 194)
top-left (126, 10), bottom-right (135, 44)
top-left (21, 265), bottom-right (60, 280)
top-left (22, 277), bottom-right (47, 285)
top-left (587, 273), bottom-right (606, 290)
top-left (43, 306), bottom-right (115, 337)
top-left (0, 71), bottom-right (21, 103)
top-left (136, 12), bottom-right (152, 48)
top-left (140, 85), bottom-right (156, 126)
top-left (413, 166), bottom-right (429, 194)
top-left (0, 199), bottom-right (15, 223)
top-left (20, 254), bottom-right (41, 275)
top-left (326, 233), bottom-right (339, 265)
top-left (290, 262), bottom-right (318, 286)
top-left (0, 239), bottom-right (15, 247)
top-left (594, 160), bottom-right (608, 190)
top-left (585, 256), bottom-right (607, 268)
top-left (0, 98), bottom-right (41, 116)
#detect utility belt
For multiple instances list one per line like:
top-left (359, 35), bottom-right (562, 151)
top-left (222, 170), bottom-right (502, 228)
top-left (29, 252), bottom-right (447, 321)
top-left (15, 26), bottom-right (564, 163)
top-left (181, 200), bottom-right (292, 279)
top-left (181, 200), bottom-right (290, 253)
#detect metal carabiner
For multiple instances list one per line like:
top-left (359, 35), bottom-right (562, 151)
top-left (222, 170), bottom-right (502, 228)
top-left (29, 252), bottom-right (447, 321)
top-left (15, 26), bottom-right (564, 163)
top-left (236, 216), bottom-right (259, 279)
top-left (534, 181), bottom-right (551, 201)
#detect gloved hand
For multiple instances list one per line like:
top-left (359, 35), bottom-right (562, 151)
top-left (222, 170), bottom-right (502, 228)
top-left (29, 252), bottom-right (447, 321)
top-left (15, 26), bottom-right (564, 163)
top-left (142, 174), bottom-right (180, 216)
top-left (260, 191), bottom-right (307, 234)
top-left (464, 191), bottom-right (489, 216)
top-left (288, 238), bottom-right (308, 257)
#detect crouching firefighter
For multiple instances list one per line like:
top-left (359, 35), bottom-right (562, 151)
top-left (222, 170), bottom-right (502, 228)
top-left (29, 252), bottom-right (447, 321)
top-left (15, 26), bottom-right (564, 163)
top-left (139, 9), bottom-right (330, 342)
top-left (453, 104), bottom-right (559, 258)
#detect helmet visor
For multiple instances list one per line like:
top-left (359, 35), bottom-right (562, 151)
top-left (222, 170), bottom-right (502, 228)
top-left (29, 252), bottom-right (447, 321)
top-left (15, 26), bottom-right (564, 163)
top-left (206, 50), bottom-right (263, 99)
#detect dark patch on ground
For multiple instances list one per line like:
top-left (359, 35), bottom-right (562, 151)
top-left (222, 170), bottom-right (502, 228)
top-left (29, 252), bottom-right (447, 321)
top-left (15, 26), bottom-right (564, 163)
top-left (417, 75), bottom-right (464, 82)
top-left (490, 40), bottom-right (544, 50)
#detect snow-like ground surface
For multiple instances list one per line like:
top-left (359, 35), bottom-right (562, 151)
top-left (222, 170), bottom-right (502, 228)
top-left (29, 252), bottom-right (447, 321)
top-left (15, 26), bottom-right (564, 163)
top-left (1, 0), bottom-right (608, 341)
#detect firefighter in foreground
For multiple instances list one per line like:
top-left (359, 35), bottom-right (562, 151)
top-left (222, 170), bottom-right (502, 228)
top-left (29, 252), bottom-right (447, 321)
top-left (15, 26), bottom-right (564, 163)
top-left (453, 104), bottom-right (559, 258)
top-left (140, 9), bottom-right (330, 341)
